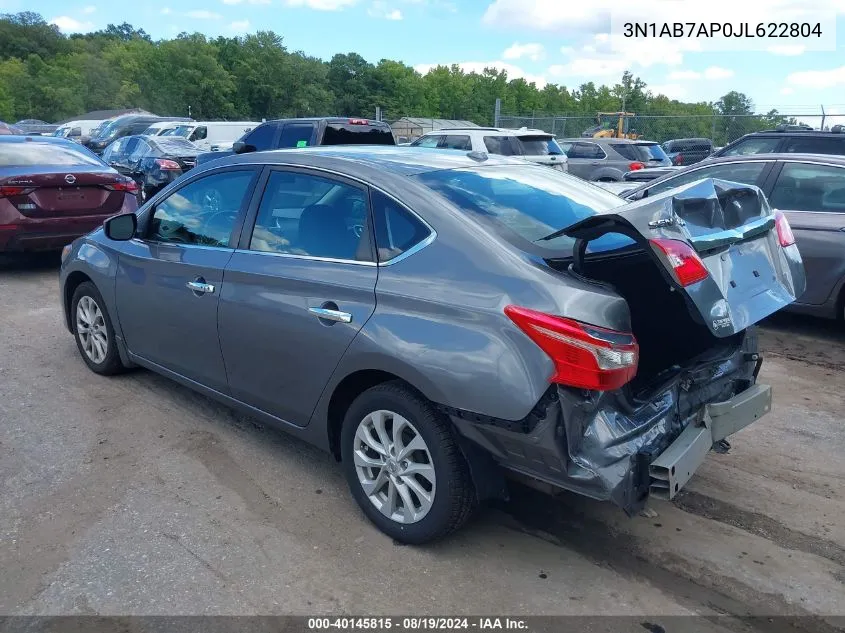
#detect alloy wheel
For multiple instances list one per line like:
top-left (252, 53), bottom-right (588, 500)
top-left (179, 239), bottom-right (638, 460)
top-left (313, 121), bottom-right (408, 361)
top-left (76, 295), bottom-right (108, 364)
top-left (353, 410), bottom-right (436, 524)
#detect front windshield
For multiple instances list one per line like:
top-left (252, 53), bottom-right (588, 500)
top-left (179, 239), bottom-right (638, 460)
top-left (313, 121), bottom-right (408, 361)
top-left (414, 165), bottom-right (633, 253)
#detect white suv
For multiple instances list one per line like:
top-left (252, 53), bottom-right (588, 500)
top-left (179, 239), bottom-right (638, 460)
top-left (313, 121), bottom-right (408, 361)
top-left (410, 127), bottom-right (568, 172)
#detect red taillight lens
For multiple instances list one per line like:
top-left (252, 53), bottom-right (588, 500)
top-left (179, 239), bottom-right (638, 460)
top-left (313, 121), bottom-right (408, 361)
top-left (774, 211), bottom-right (795, 247)
top-left (673, 154), bottom-right (683, 165)
top-left (348, 118), bottom-right (369, 125)
top-left (504, 305), bottom-right (639, 391)
top-left (650, 238), bottom-right (709, 287)
top-left (629, 161), bottom-right (645, 171)
top-left (155, 158), bottom-right (182, 170)
top-left (0, 186), bottom-right (31, 197)
top-left (105, 178), bottom-right (139, 194)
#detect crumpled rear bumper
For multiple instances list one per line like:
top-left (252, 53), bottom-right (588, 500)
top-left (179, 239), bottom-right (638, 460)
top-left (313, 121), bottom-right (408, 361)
top-left (447, 333), bottom-right (764, 513)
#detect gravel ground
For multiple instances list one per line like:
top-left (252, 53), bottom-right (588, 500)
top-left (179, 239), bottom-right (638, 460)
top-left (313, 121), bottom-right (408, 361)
top-left (1, 253), bottom-right (843, 632)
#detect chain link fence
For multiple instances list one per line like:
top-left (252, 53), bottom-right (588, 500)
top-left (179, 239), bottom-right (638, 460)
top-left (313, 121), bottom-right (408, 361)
top-left (495, 114), bottom-right (842, 147)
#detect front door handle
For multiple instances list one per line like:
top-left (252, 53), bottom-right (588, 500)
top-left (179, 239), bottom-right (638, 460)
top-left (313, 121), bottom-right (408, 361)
top-left (187, 280), bottom-right (215, 294)
top-left (309, 307), bottom-right (352, 323)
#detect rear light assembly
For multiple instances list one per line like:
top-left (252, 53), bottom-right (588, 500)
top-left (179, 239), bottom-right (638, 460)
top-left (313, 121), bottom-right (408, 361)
top-left (155, 158), bottom-right (182, 171)
top-left (105, 178), bottom-right (140, 194)
top-left (774, 211), bottom-right (796, 247)
top-left (650, 238), bottom-right (709, 287)
top-left (629, 161), bottom-right (645, 171)
top-left (505, 305), bottom-right (639, 391)
top-left (0, 186), bottom-right (32, 197)
top-left (672, 154), bottom-right (683, 166)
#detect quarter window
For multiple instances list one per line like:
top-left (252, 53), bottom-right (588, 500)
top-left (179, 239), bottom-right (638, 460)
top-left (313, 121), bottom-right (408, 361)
top-left (371, 190), bottom-right (430, 261)
top-left (769, 162), bottom-right (845, 213)
top-left (249, 171), bottom-right (371, 261)
top-left (150, 170), bottom-right (256, 247)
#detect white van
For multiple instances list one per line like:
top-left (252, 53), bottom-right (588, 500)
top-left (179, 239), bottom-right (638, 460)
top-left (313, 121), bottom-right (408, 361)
top-left (161, 121), bottom-right (260, 152)
top-left (53, 120), bottom-right (102, 143)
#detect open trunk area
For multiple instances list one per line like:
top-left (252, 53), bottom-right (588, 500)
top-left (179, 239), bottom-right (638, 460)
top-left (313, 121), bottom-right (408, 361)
top-left (564, 249), bottom-right (744, 390)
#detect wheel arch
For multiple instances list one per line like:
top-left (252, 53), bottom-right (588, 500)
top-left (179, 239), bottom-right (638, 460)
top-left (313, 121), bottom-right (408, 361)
top-left (63, 270), bottom-right (93, 331)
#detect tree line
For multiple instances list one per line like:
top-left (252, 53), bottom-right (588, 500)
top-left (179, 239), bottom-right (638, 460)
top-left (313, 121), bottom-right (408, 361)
top-left (0, 12), bottom-right (793, 144)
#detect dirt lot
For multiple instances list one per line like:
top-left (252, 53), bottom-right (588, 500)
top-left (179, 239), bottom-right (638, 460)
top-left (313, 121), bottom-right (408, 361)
top-left (1, 254), bottom-right (844, 631)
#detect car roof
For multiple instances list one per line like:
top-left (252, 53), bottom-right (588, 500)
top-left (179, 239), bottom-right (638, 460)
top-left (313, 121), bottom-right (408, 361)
top-left (741, 129), bottom-right (842, 138)
top-left (0, 135), bottom-right (78, 146)
top-left (206, 145), bottom-right (536, 176)
top-left (420, 127), bottom-right (552, 137)
top-left (558, 137), bottom-right (640, 144)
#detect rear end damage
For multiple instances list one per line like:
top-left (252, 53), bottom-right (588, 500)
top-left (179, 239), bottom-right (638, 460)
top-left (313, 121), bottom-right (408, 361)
top-left (449, 179), bottom-right (804, 512)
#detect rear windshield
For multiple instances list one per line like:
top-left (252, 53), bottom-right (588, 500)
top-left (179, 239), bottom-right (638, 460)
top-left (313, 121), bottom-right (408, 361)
top-left (0, 141), bottom-right (105, 167)
top-left (321, 123), bottom-right (395, 146)
top-left (153, 138), bottom-right (199, 154)
top-left (610, 143), bottom-right (652, 162)
top-left (414, 166), bottom-right (633, 254)
top-left (517, 135), bottom-right (563, 156)
top-left (638, 143), bottom-right (670, 161)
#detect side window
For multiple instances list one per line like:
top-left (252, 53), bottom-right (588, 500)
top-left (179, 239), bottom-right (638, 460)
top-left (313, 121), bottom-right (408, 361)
top-left (567, 142), bottom-right (605, 159)
top-left (783, 136), bottom-right (845, 155)
top-left (483, 136), bottom-right (519, 156)
top-left (249, 171), bottom-right (371, 261)
top-left (243, 123), bottom-right (277, 151)
top-left (277, 123), bottom-right (315, 148)
top-left (609, 143), bottom-right (639, 160)
top-left (127, 139), bottom-right (150, 163)
top-left (646, 161), bottom-right (770, 196)
top-left (441, 135), bottom-right (471, 150)
top-left (150, 170), bottom-right (256, 247)
top-left (122, 137), bottom-right (140, 158)
top-left (769, 162), bottom-right (845, 213)
top-left (720, 137), bottom-right (780, 156)
top-left (191, 126), bottom-right (208, 141)
top-left (371, 190), bottom-right (431, 262)
top-left (413, 135), bottom-right (441, 148)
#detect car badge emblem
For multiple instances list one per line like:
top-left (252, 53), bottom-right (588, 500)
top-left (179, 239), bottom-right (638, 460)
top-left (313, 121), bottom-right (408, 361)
top-left (65, 174), bottom-right (77, 185)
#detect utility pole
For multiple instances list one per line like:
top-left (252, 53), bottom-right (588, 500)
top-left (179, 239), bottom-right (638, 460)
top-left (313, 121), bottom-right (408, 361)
top-left (494, 98), bottom-right (501, 127)
top-left (821, 104), bottom-right (826, 131)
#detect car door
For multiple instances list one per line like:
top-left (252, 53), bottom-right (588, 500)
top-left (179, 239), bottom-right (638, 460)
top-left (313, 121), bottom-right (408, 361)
top-left (114, 167), bottom-right (260, 393)
top-left (560, 142), bottom-right (590, 179)
top-left (765, 160), bottom-right (845, 307)
top-left (218, 167), bottom-right (378, 426)
top-left (111, 137), bottom-right (141, 175)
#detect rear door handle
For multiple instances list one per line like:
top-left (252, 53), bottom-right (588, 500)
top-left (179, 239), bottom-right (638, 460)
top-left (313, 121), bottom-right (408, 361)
top-left (186, 280), bottom-right (215, 294)
top-left (309, 307), bottom-right (352, 323)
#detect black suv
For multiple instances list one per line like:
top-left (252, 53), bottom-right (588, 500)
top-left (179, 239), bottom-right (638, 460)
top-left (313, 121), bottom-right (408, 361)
top-left (195, 117), bottom-right (396, 166)
top-left (713, 126), bottom-right (845, 158)
top-left (85, 115), bottom-right (192, 154)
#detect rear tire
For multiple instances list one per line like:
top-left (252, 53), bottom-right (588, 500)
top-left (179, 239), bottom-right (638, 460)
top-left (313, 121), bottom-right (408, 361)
top-left (340, 382), bottom-right (477, 544)
top-left (71, 281), bottom-right (125, 375)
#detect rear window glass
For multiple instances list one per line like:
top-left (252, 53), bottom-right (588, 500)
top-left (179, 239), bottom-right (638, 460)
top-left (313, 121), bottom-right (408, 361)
top-left (321, 123), bottom-right (395, 146)
top-left (414, 166), bottom-right (631, 253)
top-left (0, 141), bottom-right (105, 167)
top-left (610, 143), bottom-right (651, 161)
top-left (638, 143), bottom-right (669, 161)
top-left (517, 135), bottom-right (563, 156)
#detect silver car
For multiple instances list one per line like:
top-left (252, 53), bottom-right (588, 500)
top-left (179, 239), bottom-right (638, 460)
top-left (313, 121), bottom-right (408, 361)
top-left (560, 138), bottom-right (672, 181)
top-left (60, 147), bottom-right (805, 543)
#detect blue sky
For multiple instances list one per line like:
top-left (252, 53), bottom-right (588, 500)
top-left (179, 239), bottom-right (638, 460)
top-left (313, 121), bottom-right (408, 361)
top-left (12, 0), bottom-right (845, 119)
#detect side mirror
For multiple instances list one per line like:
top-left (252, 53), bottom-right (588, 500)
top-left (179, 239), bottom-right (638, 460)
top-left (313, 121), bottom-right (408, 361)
top-left (232, 141), bottom-right (255, 154)
top-left (104, 213), bottom-right (137, 241)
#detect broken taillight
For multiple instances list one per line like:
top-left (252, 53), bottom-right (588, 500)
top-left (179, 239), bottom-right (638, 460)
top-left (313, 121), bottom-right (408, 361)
top-left (504, 305), bottom-right (639, 391)
top-left (105, 178), bottom-right (140, 194)
top-left (650, 238), bottom-right (709, 287)
top-left (774, 211), bottom-right (795, 247)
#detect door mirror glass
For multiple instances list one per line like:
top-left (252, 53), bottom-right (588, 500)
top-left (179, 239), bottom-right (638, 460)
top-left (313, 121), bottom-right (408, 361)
top-left (104, 213), bottom-right (137, 241)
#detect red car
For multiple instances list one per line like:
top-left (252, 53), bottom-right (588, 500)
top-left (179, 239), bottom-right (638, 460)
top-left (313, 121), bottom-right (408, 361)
top-left (0, 136), bottom-right (138, 252)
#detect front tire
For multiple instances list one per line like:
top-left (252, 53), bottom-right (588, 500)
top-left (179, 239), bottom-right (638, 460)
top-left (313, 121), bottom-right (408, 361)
top-left (71, 281), bottom-right (125, 375)
top-left (340, 382), bottom-right (477, 544)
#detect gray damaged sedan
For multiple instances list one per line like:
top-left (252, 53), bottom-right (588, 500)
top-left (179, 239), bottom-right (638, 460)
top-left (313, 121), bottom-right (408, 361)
top-left (60, 147), bottom-right (806, 543)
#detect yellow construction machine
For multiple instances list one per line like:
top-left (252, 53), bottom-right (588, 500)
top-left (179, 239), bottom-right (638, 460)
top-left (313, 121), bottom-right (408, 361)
top-left (581, 112), bottom-right (640, 139)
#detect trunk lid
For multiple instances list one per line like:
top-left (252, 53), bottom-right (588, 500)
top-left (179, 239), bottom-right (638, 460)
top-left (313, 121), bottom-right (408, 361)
top-left (564, 178), bottom-right (807, 337)
top-left (1, 165), bottom-right (127, 218)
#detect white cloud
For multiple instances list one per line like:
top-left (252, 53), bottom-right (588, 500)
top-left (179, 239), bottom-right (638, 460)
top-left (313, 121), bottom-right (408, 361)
top-left (160, 7), bottom-right (172, 14)
top-left (229, 19), bottom-right (251, 32)
top-left (786, 65), bottom-right (845, 88)
top-left (768, 45), bottom-right (807, 56)
top-left (415, 61), bottom-right (548, 88)
top-left (49, 16), bottom-right (94, 32)
top-left (703, 66), bottom-right (734, 80)
top-left (82, 5), bottom-right (96, 14)
top-left (548, 57), bottom-right (627, 78)
top-left (648, 83), bottom-right (687, 100)
top-left (185, 9), bottom-right (222, 18)
top-left (368, 3), bottom-right (402, 18)
top-left (780, 87), bottom-right (795, 95)
top-left (502, 42), bottom-right (545, 61)
top-left (667, 70), bottom-right (701, 81)
top-left (283, 0), bottom-right (357, 9)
